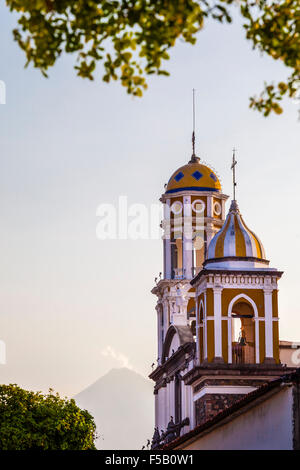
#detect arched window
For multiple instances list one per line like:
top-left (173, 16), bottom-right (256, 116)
top-left (231, 300), bottom-right (255, 364)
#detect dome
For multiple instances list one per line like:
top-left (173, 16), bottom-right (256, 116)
top-left (207, 200), bottom-right (266, 260)
top-left (165, 157), bottom-right (221, 194)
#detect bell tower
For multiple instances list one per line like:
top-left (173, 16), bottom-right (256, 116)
top-left (192, 198), bottom-right (282, 365)
top-left (150, 149), bottom-right (293, 449)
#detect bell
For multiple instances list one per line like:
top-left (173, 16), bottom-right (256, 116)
top-left (239, 336), bottom-right (247, 346)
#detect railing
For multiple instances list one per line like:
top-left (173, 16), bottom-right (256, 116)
top-left (172, 268), bottom-right (186, 280)
top-left (232, 342), bottom-right (245, 364)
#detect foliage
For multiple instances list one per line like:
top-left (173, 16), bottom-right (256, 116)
top-left (244, 0), bottom-right (300, 116)
top-left (0, 384), bottom-right (97, 450)
top-left (5, 0), bottom-right (300, 115)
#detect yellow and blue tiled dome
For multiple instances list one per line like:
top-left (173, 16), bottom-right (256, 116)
top-left (166, 158), bottom-right (221, 194)
top-left (207, 200), bottom-right (265, 260)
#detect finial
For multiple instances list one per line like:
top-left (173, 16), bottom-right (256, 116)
top-left (189, 89), bottom-right (200, 164)
top-left (231, 148), bottom-right (237, 201)
top-left (192, 88), bottom-right (195, 155)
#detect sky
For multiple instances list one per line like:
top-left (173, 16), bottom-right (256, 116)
top-left (0, 4), bottom-right (299, 396)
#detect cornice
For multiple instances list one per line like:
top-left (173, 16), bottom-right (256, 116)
top-left (160, 191), bottom-right (230, 202)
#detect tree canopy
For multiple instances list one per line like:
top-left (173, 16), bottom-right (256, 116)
top-left (0, 384), bottom-right (97, 450)
top-left (6, 0), bottom-right (300, 116)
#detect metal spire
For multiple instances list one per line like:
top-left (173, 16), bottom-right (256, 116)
top-left (192, 88), bottom-right (195, 156)
top-left (231, 148), bottom-right (237, 200)
top-left (189, 89), bottom-right (200, 163)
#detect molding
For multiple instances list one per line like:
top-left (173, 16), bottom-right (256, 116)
top-left (161, 191), bottom-right (229, 201)
top-left (193, 385), bottom-right (257, 402)
top-left (192, 270), bottom-right (283, 288)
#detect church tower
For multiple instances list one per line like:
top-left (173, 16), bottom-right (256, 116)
top-left (150, 146), bottom-right (292, 449)
top-left (153, 152), bottom-right (229, 365)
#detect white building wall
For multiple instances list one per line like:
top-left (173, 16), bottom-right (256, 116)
top-left (181, 387), bottom-right (294, 450)
top-left (169, 379), bottom-right (175, 420)
top-left (155, 388), bottom-right (164, 432)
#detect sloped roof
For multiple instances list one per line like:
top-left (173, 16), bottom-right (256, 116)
top-left (163, 369), bottom-right (300, 450)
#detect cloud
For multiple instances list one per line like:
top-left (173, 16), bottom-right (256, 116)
top-left (101, 346), bottom-right (135, 371)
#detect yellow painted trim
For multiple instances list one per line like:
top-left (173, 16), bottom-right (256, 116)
top-left (215, 215), bottom-right (231, 257)
top-left (234, 214), bottom-right (246, 257)
top-left (272, 290), bottom-right (278, 318)
top-left (199, 327), bottom-right (204, 363)
top-left (221, 288), bottom-right (265, 318)
top-left (207, 319), bottom-right (215, 362)
top-left (222, 320), bottom-right (228, 363)
top-left (240, 215), bottom-right (262, 258)
top-left (259, 321), bottom-right (265, 363)
top-left (273, 321), bottom-right (280, 364)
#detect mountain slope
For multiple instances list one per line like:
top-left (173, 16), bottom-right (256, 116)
top-left (75, 368), bottom-right (154, 450)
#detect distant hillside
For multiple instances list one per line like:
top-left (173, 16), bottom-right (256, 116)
top-left (75, 368), bottom-right (154, 450)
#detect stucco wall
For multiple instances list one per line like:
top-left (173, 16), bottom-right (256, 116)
top-left (180, 387), bottom-right (293, 450)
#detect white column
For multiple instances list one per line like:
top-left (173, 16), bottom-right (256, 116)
top-left (228, 316), bottom-right (232, 363)
top-left (183, 195), bottom-right (193, 279)
top-left (164, 199), bottom-right (171, 278)
top-left (221, 199), bottom-right (226, 220)
top-left (264, 288), bottom-right (274, 359)
top-left (255, 318), bottom-right (260, 364)
top-left (207, 195), bottom-right (213, 218)
top-left (213, 287), bottom-right (223, 359)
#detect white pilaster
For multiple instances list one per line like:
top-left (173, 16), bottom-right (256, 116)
top-left (221, 198), bottom-right (226, 220)
top-left (255, 318), bottom-right (260, 364)
top-left (228, 316), bottom-right (232, 363)
top-left (207, 195), bottom-right (213, 218)
top-left (264, 288), bottom-right (274, 359)
top-left (213, 287), bottom-right (223, 359)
